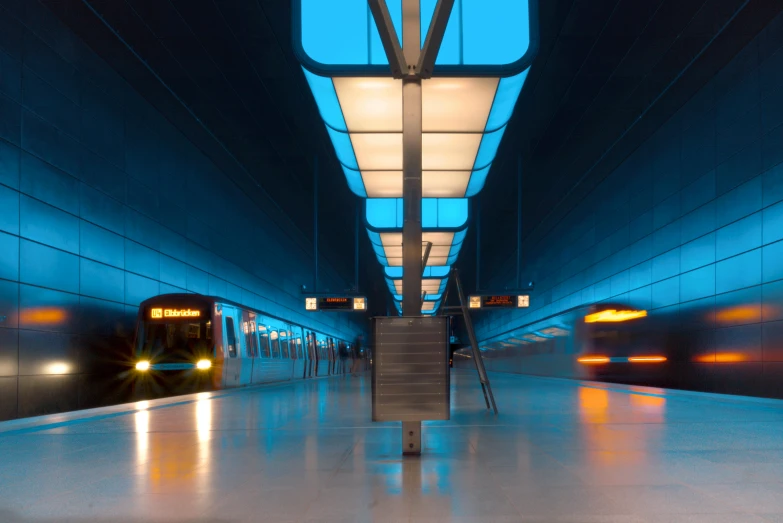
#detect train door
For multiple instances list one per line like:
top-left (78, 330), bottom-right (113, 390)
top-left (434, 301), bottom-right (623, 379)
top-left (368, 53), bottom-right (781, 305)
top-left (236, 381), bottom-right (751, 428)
top-left (241, 311), bottom-right (258, 386)
top-left (222, 307), bottom-right (241, 387)
top-left (329, 338), bottom-right (336, 375)
top-left (306, 331), bottom-right (315, 378)
top-left (297, 332), bottom-right (305, 379)
top-left (313, 334), bottom-right (323, 377)
top-left (254, 323), bottom-right (271, 383)
top-left (280, 328), bottom-right (294, 380)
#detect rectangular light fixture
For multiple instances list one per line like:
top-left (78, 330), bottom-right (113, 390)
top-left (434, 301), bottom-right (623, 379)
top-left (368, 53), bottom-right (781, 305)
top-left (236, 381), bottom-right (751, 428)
top-left (584, 309), bottom-right (647, 323)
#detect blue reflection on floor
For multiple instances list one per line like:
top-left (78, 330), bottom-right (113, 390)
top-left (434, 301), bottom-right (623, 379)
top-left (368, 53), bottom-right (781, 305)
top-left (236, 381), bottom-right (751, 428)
top-left (2, 371), bottom-right (783, 522)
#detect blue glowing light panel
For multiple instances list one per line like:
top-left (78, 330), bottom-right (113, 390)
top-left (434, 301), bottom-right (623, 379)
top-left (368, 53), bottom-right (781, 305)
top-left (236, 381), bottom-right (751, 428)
top-left (296, 0), bottom-right (536, 75)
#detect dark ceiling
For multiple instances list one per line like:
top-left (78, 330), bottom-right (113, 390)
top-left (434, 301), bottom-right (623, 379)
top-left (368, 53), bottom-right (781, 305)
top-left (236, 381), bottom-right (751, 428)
top-left (42, 0), bottom-right (783, 301)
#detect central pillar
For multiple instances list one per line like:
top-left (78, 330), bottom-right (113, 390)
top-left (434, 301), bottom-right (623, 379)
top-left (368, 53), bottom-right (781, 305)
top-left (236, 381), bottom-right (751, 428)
top-left (401, 0), bottom-right (422, 318)
top-left (401, 76), bottom-right (422, 315)
top-left (401, 0), bottom-right (423, 455)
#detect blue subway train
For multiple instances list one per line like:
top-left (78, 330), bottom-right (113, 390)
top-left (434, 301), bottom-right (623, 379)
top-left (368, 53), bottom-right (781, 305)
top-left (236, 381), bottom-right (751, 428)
top-left (132, 294), bottom-right (366, 394)
top-left (455, 300), bottom-right (783, 397)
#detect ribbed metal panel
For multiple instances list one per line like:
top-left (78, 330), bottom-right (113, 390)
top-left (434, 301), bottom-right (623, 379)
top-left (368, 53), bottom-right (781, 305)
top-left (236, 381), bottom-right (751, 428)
top-left (372, 317), bottom-right (449, 422)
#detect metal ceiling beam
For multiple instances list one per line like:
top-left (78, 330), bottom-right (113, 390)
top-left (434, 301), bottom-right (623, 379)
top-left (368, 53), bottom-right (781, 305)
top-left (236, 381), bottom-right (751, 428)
top-left (416, 0), bottom-right (455, 78)
top-left (367, 0), bottom-right (408, 78)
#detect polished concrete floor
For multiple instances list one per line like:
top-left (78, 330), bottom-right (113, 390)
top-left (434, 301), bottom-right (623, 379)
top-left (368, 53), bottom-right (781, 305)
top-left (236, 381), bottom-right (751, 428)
top-left (2, 371), bottom-right (783, 522)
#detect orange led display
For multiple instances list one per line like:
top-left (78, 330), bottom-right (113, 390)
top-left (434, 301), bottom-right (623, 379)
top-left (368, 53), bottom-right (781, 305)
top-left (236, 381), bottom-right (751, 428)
top-left (149, 308), bottom-right (201, 319)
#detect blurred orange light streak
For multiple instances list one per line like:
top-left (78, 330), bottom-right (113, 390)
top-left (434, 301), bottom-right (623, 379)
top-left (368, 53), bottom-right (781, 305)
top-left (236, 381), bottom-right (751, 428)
top-left (578, 356), bottom-right (610, 364)
top-left (628, 356), bottom-right (667, 363)
top-left (584, 309), bottom-right (647, 323)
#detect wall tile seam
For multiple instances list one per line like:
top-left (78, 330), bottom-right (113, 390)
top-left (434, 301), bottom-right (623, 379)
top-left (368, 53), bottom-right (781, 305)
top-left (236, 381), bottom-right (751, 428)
top-left (481, 307), bottom-right (782, 344)
top-left (478, 276), bottom-right (783, 340)
top-left (6, 4), bottom-right (129, 108)
top-left (505, 169), bottom-right (783, 292)
top-left (0, 275), bottom-right (357, 339)
top-left (488, 148), bottom-right (783, 292)
top-left (9, 188), bottom-right (324, 308)
top-left (6, 8), bottom-right (353, 287)
top-left (19, 66), bottom-right (87, 128)
top-left (7, 111), bottom-right (337, 285)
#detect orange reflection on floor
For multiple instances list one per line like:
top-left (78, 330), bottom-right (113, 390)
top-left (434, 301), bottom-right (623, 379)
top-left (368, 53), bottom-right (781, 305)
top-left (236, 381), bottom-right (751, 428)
top-left (578, 387), bottom-right (609, 424)
top-left (630, 394), bottom-right (666, 423)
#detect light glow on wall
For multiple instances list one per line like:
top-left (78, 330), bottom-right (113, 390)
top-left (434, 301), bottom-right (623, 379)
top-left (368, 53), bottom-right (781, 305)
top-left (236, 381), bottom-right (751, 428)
top-left (584, 309), bottom-right (648, 323)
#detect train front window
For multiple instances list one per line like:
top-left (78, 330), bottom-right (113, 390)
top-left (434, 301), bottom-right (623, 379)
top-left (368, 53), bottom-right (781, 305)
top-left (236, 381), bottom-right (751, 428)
top-left (137, 319), bottom-right (213, 362)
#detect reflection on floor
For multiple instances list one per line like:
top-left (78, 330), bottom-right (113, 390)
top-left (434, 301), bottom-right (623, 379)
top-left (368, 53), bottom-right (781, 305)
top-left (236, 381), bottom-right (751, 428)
top-left (2, 370), bottom-right (783, 522)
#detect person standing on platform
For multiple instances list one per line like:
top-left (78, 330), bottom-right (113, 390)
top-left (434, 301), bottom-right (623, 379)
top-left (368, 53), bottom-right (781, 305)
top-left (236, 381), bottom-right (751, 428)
top-left (351, 335), bottom-right (363, 375)
top-left (338, 341), bottom-right (349, 378)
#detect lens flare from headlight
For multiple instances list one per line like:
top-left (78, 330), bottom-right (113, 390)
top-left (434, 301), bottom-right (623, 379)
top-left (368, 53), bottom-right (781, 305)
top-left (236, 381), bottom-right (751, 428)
top-left (196, 359), bottom-right (211, 370)
top-left (135, 360), bottom-right (151, 371)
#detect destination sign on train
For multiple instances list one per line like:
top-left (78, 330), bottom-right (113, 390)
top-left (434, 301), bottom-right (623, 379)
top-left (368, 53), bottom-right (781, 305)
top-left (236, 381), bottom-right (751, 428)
top-left (468, 295), bottom-right (530, 309)
top-left (149, 308), bottom-right (202, 319)
top-left (305, 296), bottom-right (366, 312)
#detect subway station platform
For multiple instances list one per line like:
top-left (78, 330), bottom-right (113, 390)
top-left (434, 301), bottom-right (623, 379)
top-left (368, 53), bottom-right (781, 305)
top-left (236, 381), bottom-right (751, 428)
top-left (3, 372), bottom-right (783, 523)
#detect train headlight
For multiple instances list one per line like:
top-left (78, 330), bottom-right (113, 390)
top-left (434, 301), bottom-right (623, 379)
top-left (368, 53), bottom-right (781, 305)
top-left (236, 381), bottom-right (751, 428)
top-left (196, 359), bottom-right (211, 370)
top-left (135, 360), bottom-right (151, 371)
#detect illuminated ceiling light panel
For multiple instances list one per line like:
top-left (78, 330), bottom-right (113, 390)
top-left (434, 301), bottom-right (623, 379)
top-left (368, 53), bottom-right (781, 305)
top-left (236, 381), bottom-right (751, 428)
top-left (369, 231), bottom-right (466, 267)
top-left (385, 266), bottom-right (451, 279)
top-left (388, 278), bottom-right (447, 297)
top-left (304, 70), bottom-right (528, 198)
top-left (366, 198), bottom-right (469, 229)
top-left (294, 0), bottom-right (538, 316)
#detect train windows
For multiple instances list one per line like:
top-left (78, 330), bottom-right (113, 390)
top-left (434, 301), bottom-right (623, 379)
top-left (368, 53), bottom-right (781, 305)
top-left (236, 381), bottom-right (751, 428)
top-left (187, 324), bottom-right (200, 338)
top-left (138, 318), bottom-right (212, 363)
top-left (280, 332), bottom-right (290, 359)
top-left (259, 325), bottom-right (271, 358)
top-left (225, 316), bottom-right (237, 358)
top-left (245, 321), bottom-right (258, 358)
top-left (288, 331), bottom-right (297, 360)
top-left (297, 337), bottom-right (303, 359)
top-left (270, 330), bottom-right (280, 358)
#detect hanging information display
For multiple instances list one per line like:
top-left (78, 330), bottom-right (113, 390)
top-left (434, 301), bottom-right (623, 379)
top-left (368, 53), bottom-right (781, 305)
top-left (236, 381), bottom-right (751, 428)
top-left (469, 294), bottom-right (530, 309)
top-left (305, 296), bottom-right (367, 311)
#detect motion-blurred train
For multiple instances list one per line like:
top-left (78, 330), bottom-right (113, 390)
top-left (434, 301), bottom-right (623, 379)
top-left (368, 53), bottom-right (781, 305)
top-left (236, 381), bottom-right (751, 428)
top-left (132, 294), bottom-right (366, 394)
top-left (454, 299), bottom-right (779, 397)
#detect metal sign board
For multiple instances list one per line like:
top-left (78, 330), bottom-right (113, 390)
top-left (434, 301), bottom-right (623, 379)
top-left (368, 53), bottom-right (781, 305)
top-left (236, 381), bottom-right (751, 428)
top-left (468, 294), bottom-right (531, 309)
top-left (305, 296), bottom-right (367, 311)
top-left (372, 316), bottom-right (449, 422)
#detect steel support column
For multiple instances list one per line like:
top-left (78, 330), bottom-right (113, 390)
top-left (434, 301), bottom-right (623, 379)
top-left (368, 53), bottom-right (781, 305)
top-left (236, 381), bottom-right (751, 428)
top-left (401, 0), bottom-right (422, 318)
top-left (401, 0), bottom-right (422, 456)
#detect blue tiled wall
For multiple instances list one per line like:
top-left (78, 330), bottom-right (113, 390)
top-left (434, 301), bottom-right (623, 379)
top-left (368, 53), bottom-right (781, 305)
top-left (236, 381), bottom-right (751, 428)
top-left (474, 14), bottom-right (783, 395)
top-left (0, 1), bottom-right (361, 419)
